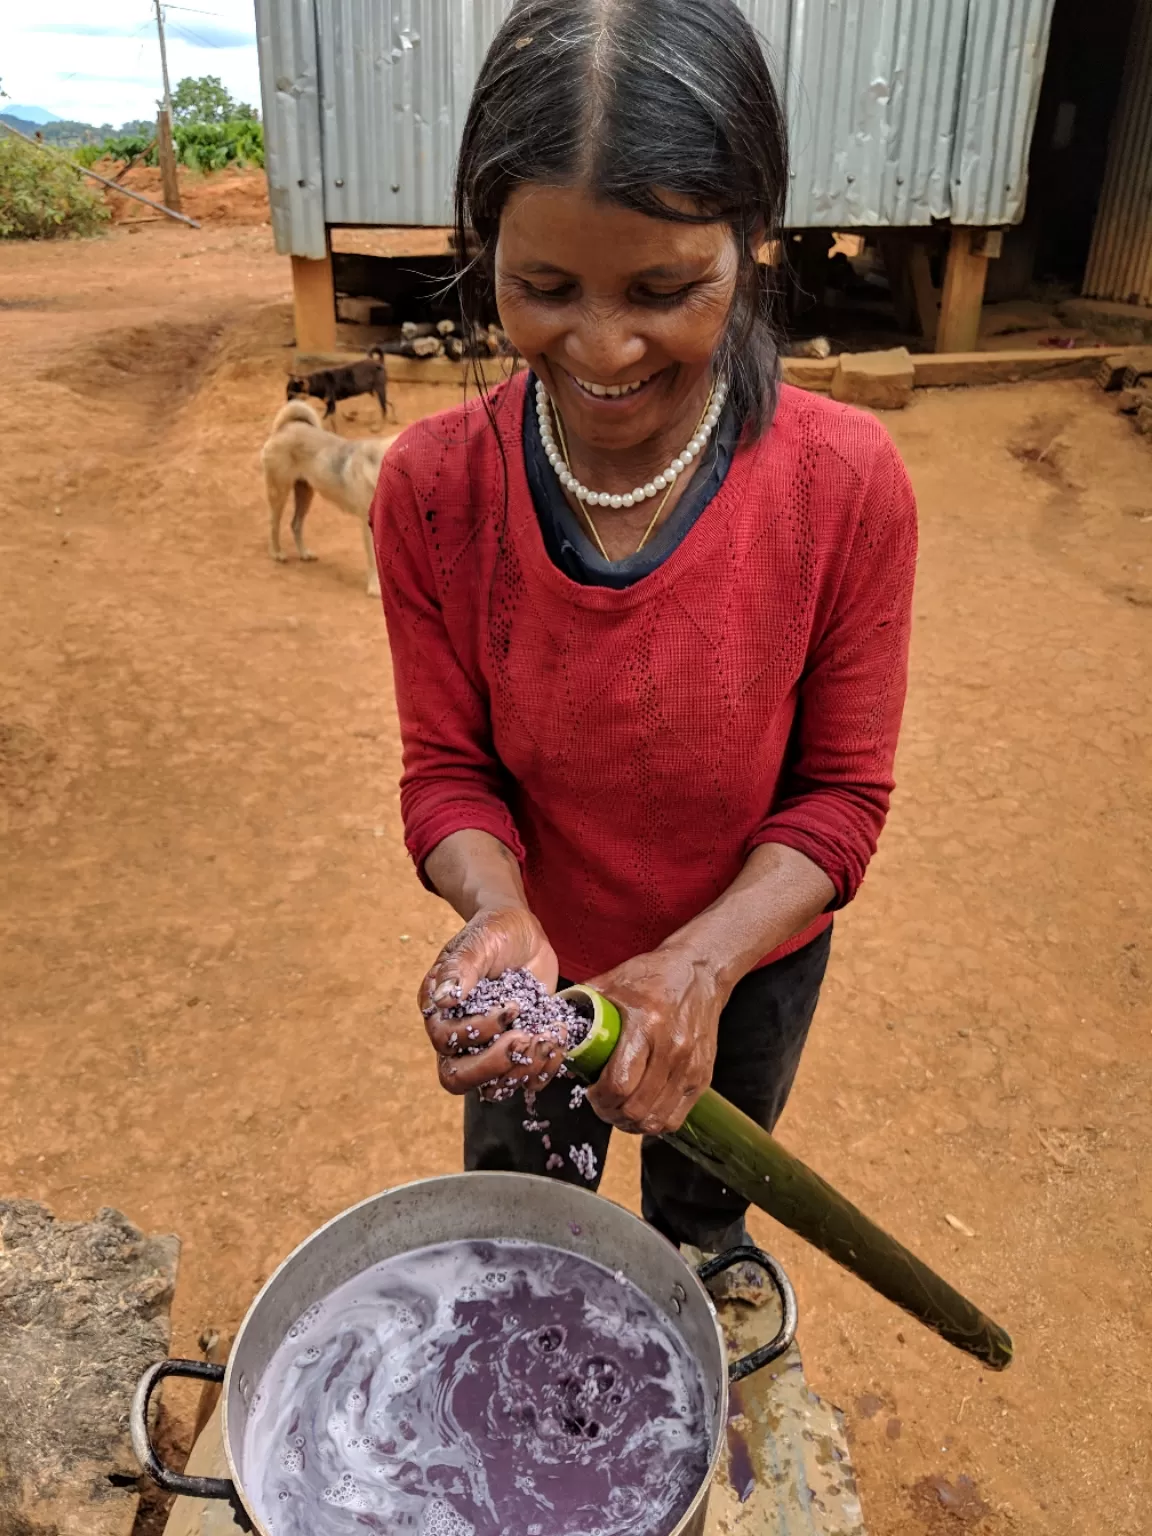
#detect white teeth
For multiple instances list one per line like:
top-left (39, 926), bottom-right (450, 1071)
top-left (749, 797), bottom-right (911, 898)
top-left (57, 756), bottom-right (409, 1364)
top-left (573, 375), bottom-right (649, 398)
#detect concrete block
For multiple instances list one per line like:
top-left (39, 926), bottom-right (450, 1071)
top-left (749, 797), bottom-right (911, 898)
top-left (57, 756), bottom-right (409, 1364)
top-left (831, 348), bottom-right (915, 410)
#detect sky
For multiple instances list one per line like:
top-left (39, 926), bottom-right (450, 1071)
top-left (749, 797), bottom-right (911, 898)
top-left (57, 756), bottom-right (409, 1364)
top-left (1, 0), bottom-right (262, 126)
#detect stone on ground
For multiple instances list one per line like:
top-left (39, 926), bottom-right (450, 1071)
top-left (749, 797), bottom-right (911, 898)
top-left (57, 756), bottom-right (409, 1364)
top-left (0, 1200), bottom-right (179, 1536)
top-left (831, 348), bottom-right (915, 410)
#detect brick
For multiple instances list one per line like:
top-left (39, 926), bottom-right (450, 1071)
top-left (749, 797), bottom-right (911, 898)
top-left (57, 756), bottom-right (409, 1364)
top-left (830, 348), bottom-right (915, 410)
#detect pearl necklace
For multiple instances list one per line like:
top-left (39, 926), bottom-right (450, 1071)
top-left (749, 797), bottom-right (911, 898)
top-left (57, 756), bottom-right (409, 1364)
top-left (535, 376), bottom-right (728, 558)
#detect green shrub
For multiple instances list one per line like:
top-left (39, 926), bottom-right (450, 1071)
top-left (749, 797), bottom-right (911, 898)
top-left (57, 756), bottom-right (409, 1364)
top-left (87, 121), bottom-right (265, 173)
top-left (0, 135), bottom-right (109, 239)
top-left (175, 119), bottom-right (264, 170)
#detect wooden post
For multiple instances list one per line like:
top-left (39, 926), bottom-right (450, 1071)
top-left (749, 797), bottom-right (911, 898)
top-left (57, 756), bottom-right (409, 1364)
top-left (908, 242), bottom-right (939, 347)
top-left (291, 235), bottom-right (338, 355)
top-left (937, 226), bottom-right (990, 353)
top-left (156, 108), bottom-right (182, 215)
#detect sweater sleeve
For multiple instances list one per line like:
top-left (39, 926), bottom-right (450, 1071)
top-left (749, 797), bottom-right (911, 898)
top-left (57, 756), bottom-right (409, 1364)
top-left (751, 434), bottom-right (918, 906)
top-left (371, 446), bottom-right (525, 880)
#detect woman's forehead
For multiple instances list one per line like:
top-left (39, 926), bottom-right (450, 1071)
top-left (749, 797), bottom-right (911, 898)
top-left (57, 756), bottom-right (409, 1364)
top-left (498, 182), bottom-right (731, 276)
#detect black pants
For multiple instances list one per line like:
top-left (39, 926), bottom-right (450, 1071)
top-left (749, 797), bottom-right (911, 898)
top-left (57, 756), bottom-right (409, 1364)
top-left (463, 926), bottom-right (832, 1251)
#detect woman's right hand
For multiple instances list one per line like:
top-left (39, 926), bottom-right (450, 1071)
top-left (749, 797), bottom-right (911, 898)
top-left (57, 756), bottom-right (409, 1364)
top-left (419, 907), bottom-right (561, 1098)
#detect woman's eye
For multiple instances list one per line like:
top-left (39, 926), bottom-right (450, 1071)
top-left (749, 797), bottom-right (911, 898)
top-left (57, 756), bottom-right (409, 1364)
top-left (523, 281), bottom-right (575, 302)
top-left (636, 284), bottom-right (697, 308)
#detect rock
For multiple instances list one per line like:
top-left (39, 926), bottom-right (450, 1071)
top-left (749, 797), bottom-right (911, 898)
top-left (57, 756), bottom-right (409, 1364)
top-left (0, 1200), bottom-right (180, 1536)
top-left (831, 348), bottom-right (914, 410)
top-left (1135, 403), bottom-right (1152, 438)
top-left (1115, 387), bottom-right (1152, 415)
top-left (787, 336), bottom-right (832, 360)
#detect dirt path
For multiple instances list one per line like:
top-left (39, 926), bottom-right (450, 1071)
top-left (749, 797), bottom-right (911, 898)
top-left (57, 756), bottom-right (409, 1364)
top-left (2, 224), bottom-right (1149, 1536)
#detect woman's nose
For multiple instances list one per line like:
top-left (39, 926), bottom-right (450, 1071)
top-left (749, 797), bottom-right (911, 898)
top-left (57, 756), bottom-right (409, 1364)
top-left (562, 306), bottom-right (647, 379)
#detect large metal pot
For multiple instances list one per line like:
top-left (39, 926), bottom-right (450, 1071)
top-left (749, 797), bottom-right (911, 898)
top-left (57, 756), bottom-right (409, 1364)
top-left (132, 1172), bottom-right (796, 1535)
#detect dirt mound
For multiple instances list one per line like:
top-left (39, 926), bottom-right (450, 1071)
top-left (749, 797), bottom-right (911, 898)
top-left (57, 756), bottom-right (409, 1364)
top-left (44, 317), bottom-right (226, 415)
top-left (101, 164), bottom-right (270, 226)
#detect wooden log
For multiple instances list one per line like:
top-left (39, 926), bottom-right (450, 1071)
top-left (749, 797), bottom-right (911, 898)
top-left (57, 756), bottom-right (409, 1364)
top-left (291, 240), bottom-right (337, 355)
top-left (913, 345), bottom-right (1126, 388)
top-left (937, 227), bottom-right (991, 354)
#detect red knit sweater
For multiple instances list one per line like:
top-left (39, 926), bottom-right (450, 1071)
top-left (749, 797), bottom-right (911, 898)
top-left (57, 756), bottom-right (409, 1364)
top-left (372, 374), bottom-right (917, 981)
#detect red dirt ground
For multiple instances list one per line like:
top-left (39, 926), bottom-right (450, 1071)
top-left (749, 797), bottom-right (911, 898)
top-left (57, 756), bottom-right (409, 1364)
top-left (2, 219), bottom-right (1150, 1536)
top-left (99, 163), bottom-right (271, 226)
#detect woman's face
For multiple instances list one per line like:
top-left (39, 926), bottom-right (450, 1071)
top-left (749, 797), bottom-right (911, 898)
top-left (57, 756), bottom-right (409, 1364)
top-left (495, 183), bottom-right (739, 456)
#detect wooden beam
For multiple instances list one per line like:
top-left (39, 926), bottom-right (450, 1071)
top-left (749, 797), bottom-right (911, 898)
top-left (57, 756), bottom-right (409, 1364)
top-left (913, 344), bottom-right (1126, 388)
top-left (908, 242), bottom-right (939, 347)
top-left (156, 108), bottom-right (182, 215)
top-left (291, 237), bottom-right (337, 355)
top-left (937, 226), bottom-right (990, 353)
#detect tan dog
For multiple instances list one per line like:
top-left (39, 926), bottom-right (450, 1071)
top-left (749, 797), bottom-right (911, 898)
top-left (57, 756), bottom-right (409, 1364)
top-left (262, 400), bottom-right (396, 596)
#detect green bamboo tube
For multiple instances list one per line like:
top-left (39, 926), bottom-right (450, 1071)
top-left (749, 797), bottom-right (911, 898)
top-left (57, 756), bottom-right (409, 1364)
top-left (560, 986), bottom-right (1013, 1371)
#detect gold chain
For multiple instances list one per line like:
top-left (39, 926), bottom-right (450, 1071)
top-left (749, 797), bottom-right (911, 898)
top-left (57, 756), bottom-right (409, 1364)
top-left (549, 383), bottom-right (717, 562)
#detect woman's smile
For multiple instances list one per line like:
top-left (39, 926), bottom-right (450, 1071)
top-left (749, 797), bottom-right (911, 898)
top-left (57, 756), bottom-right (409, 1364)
top-left (567, 368), bottom-right (663, 400)
top-left (555, 363), bottom-right (672, 415)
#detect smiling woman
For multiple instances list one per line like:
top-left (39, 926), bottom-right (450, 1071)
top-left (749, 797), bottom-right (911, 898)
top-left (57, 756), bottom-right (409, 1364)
top-left (371, 0), bottom-right (919, 1257)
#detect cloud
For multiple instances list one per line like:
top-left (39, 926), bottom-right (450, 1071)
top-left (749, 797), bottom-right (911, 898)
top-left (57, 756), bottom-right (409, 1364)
top-left (30, 20), bottom-right (254, 47)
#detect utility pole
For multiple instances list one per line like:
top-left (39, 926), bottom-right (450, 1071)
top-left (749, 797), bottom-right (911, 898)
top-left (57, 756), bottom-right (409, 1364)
top-left (153, 0), bottom-right (183, 213)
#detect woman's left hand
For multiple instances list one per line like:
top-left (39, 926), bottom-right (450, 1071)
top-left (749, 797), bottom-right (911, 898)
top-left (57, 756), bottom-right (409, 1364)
top-left (585, 946), bottom-right (726, 1136)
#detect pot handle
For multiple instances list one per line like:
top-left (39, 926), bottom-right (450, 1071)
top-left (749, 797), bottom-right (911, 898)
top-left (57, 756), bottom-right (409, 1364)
top-left (697, 1245), bottom-right (798, 1383)
top-left (131, 1358), bottom-right (251, 1524)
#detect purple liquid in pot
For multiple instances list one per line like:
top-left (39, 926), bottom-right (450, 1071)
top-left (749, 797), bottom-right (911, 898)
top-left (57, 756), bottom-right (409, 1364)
top-left (242, 1239), bottom-right (711, 1536)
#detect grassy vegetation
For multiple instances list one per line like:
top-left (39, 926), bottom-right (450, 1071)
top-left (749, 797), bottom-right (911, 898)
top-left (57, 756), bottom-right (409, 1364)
top-left (0, 133), bottom-right (109, 239)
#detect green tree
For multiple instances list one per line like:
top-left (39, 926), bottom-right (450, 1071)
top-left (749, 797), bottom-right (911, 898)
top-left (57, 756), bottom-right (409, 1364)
top-left (170, 75), bottom-right (256, 125)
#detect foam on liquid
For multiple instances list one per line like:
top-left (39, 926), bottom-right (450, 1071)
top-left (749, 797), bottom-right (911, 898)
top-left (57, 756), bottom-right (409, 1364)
top-left (242, 1239), bottom-right (711, 1536)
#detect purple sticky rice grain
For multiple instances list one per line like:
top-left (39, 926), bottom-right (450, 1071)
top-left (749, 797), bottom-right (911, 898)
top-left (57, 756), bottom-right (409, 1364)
top-left (440, 970), bottom-right (590, 1053)
top-left (441, 973), bottom-right (595, 1170)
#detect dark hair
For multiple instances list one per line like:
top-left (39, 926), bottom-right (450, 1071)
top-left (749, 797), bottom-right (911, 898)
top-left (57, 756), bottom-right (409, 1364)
top-left (453, 0), bottom-right (789, 436)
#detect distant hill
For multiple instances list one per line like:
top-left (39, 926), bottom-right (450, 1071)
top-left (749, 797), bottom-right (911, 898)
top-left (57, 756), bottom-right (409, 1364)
top-left (4, 105), bottom-right (62, 124)
top-left (0, 112), bottom-right (152, 148)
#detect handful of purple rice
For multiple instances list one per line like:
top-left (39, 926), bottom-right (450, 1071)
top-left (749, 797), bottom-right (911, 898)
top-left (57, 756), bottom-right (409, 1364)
top-left (432, 968), bottom-right (592, 1053)
top-left (429, 970), bottom-right (601, 1183)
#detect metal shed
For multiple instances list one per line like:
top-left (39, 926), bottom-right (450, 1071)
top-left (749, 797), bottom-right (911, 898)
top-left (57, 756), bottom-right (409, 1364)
top-left (256, 0), bottom-right (1058, 353)
top-left (1083, 0), bottom-right (1152, 307)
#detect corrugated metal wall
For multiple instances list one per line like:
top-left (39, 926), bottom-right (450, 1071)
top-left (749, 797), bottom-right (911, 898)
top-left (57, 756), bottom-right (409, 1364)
top-left (256, 0), bottom-right (1056, 256)
top-left (255, 0), bottom-right (326, 258)
top-left (950, 0), bottom-right (1056, 225)
top-left (1083, 0), bottom-right (1152, 306)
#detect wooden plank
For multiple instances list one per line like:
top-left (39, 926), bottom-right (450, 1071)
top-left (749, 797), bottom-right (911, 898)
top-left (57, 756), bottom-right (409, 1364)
top-left (330, 226), bottom-right (455, 258)
top-left (914, 345), bottom-right (1127, 388)
top-left (291, 240), bottom-right (337, 355)
top-left (937, 227), bottom-right (990, 354)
